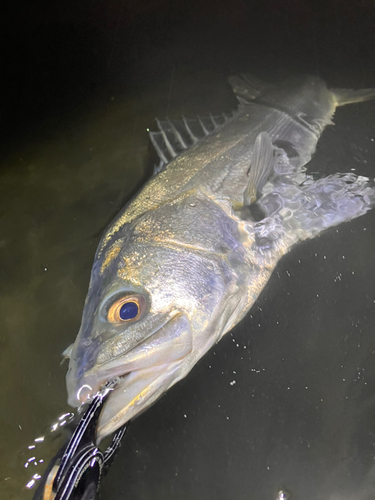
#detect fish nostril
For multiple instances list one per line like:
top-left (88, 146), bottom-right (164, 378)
top-left (76, 384), bottom-right (93, 403)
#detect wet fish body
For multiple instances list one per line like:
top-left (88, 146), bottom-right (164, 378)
top-left (65, 74), bottom-right (375, 440)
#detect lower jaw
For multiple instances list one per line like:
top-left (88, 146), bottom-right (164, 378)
top-left (96, 362), bottom-right (182, 442)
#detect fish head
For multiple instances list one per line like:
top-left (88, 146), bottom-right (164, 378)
top-left (66, 218), bottom-right (235, 440)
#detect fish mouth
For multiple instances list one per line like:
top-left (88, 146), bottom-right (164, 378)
top-left (67, 313), bottom-right (192, 441)
top-left (95, 361), bottom-right (183, 441)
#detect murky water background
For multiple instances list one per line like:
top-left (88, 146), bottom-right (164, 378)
top-left (2, 1), bottom-right (375, 499)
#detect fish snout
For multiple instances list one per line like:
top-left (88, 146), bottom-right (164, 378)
top-left (66, 364), bottom-right (101, 407)
top-left (66, 313), bottom-right (194, 431)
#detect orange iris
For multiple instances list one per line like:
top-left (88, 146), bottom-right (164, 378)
top-left (107, 295), bottom-right (143, 323)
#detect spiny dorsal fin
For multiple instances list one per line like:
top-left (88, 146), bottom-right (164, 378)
top-left (149, 113), bottom-right (232, 173)
top-left (228, 73), bottom-right (271, 104)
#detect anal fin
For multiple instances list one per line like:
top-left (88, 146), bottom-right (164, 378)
top-left (244, 131), bottom-right (275, 205)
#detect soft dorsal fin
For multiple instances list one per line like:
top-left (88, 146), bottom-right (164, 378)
top-left (228, 73), bottom-right (271, 103)
top-left (333, 87), bottom-right (375, 106)
top-left (149, 113), bottom-right (233, 172)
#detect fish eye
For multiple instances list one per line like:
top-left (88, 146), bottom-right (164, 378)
top-left (107, 295), bottom-right (144, 324)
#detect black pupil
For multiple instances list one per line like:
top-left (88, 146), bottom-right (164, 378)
top-left (119, 301), bottom-right (139, 320)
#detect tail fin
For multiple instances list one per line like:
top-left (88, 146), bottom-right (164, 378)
top-left (333, 88), bottom-right (375, 106)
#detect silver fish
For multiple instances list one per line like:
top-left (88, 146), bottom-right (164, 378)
top-left (65, 74), bottom-right (375, 441)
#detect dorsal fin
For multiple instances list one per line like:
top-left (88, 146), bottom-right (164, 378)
top-left (149, 113), bottom-right (232, 173)
top-left (228, 73), bottom-right (270, 103)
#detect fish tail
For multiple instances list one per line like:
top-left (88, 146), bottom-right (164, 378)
top-left (333, 87), bottom-right (375, 106)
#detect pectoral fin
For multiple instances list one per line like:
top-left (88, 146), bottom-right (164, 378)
top-left (244, 131), bottom-right (275, 205)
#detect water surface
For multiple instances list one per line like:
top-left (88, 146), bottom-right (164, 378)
top-left (2, 2), bottom-right (375, 499)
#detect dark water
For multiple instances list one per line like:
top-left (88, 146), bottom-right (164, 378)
top-left (1, 1), bottom-right (375, 499)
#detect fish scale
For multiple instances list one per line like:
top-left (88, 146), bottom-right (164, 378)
top-left (64, 73), bottom-right (375, 441)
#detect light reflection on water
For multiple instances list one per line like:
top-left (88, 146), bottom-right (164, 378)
top-left (0, 77), bottom-right (159, 498)
top-left (1, 31), bottom-right (375, 500)
top-left (0, 67), bottom-right (230, 499)
top-left (20, 411), bottom-right (75, 493)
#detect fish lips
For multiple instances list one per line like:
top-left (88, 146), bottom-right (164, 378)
top-left (67, 313), bottom-right (193, 441)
